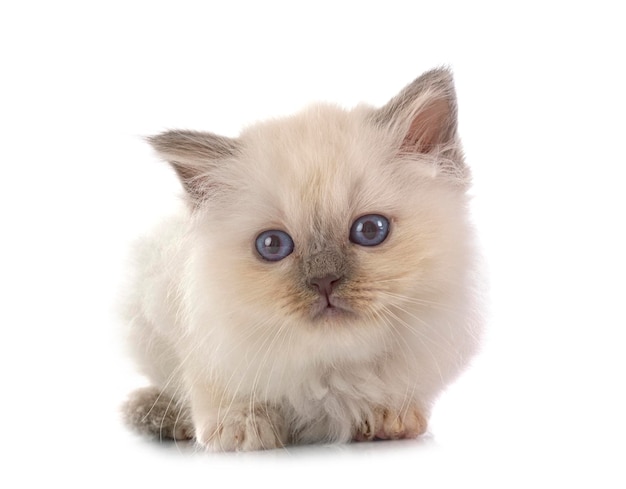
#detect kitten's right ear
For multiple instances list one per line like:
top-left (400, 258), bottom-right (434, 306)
top-left (148, 130), bottom-right (240, 205)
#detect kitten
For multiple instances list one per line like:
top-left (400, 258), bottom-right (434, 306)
top-left (121, 68), bottom-right (483, 451)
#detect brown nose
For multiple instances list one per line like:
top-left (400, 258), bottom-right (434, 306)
top-left (309, 274), bottom-right (341, 298)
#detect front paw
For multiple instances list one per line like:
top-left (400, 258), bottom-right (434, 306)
top-left (122, 386), bottom-right (193, 441)
top-left (196, 405), bottom-right (288, 452)
top-left (354, 404), bottom-right (427, 441)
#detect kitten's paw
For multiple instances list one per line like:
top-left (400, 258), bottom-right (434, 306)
top-left (122, 386), bottom-right (193, 441)
top-left (196, 405), bottom-right (288, 452)
top-left (354, 404), bottom-right (427, 441)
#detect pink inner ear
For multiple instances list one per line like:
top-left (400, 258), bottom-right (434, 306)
top-left (402, 98), bottom-right (452, 154)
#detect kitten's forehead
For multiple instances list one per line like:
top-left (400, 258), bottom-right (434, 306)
top-left (239, 104), bottom-right (391, 227)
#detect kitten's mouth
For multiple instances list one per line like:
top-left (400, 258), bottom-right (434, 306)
top-left (310, 297), bottom-right (355, 321)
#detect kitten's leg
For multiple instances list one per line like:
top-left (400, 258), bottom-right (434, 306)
top-left (354, 404), bottom-right (427, 441)
top-left (190, 388), bottom-right (288, 451)
top-left (122, 386), bottom-right (193, 441)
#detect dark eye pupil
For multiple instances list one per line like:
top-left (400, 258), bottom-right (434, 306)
top-left (361, 220), bottom-right (378, 240)
top-left (264, 235), bottom-right (281, 254)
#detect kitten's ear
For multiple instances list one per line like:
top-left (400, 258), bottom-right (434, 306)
top-left (148, 130), bottom-right (239, 204)
top-left (375, 68), bottom-right (460, 156)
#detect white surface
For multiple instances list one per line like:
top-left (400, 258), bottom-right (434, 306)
top-left (1, 1), bottom-right (624, 487)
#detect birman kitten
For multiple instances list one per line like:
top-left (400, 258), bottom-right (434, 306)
top-left (122, 68), bottom-right (483, 451)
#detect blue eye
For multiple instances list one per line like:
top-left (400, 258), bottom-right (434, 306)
top-left (349, 214), bottom-right (390, 247)
top-left (255, 230), bottom-right (294, 261)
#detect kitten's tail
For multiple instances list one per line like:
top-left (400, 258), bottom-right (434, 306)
top-left (121, 386), bottom-right (194, 441)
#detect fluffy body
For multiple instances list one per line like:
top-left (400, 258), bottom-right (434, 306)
top-left (121, 68), bottom-right (483, 451)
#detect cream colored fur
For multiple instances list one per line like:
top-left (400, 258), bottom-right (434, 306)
top-left (121, 68), bottom-right (483, 451)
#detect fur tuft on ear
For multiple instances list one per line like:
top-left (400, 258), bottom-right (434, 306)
top-left (148, 130), bottom-right (240, 204)
top-left (373, 67), bottom-right (468, 184)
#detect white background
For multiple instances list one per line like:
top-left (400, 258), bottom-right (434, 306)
top-left (1, 1), bottom-right (625, 487)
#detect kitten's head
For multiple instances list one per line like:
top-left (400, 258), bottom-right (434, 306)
top-left (150, 68), bottom-right (473, 351)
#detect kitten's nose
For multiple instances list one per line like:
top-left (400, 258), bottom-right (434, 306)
top-left (309, 274), bottom-right (341, 298)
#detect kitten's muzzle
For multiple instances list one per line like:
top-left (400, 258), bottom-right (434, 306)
top-left (308, 274), bottom-right (356, 321)
top-left (309, 274), bottom-right (341, 300)
top-left (302, 245), bottom-right (353, 318)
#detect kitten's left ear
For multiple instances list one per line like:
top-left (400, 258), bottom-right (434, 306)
top-left (374, 68), bottom-right (467, 181)
top-left (148, 130), bottom-right (240, 205)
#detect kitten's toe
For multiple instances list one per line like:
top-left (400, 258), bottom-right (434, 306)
top-left (122, 386), bottom-right (193, 441)
top-left (375, 405), bottom-right (427, 440)
top-left (354, 408), bottom-right (384, 441)
top-left (196, 405), bottom-right (287, 452)
top-left (354, 405), bottom-right (427, 441)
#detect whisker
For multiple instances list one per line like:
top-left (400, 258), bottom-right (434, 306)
top-left (372, 308), bottom-right (418, 417)
top-left (379, 305), bottom-right (445, 386)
